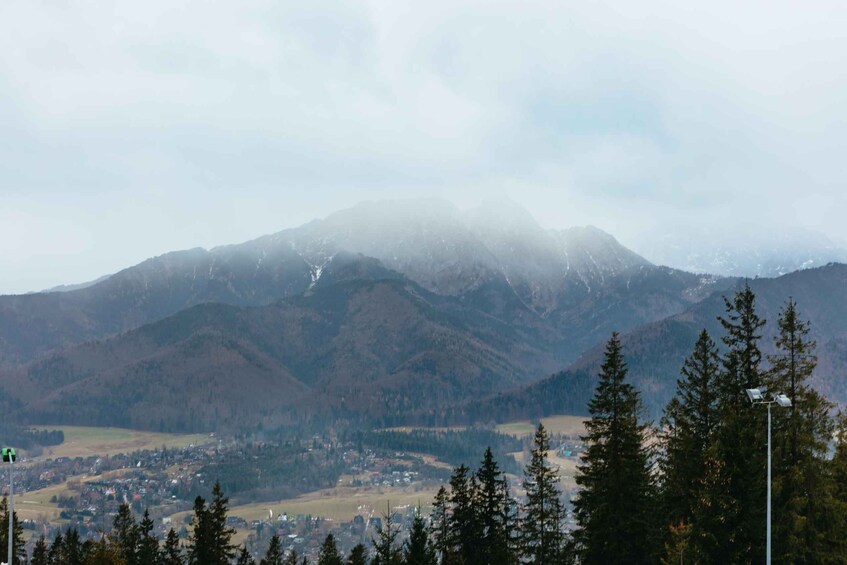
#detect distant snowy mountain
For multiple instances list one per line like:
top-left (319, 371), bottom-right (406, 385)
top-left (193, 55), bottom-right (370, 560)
top-left (631, 226), bottom-right (847, 278)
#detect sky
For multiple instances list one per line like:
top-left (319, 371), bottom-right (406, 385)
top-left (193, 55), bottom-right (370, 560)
top-left (2, 1), bottom-right (846, 294)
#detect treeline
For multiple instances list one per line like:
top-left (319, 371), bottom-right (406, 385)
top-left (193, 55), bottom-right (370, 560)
top-left (350, 428), bottom-right (523, 475)
top-left (0, 425), bottom-right (64, 450)
top-left (197, 443), bottom-right (345, 503)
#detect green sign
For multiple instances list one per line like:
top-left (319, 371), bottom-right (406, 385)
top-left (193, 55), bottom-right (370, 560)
top-left (1, 447), bottom-right (15, 462)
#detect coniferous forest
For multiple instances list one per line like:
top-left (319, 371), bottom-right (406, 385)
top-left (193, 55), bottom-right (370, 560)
top-left (3, 286), bottom-right (847, 564)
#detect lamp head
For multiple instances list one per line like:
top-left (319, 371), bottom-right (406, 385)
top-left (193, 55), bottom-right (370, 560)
top-left (746, 388), bottom-right (764, 403)
top-left (776, 394), bottom-right (792, 408)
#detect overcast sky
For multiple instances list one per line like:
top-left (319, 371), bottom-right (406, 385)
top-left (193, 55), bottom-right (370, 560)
top-left (2, 1), bottom-right (846, 294)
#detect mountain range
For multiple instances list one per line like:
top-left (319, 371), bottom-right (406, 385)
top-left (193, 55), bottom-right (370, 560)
top-left (0, 199), bottom-right (843, 432)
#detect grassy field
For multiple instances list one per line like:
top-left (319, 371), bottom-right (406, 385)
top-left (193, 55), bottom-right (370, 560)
top-left (171, 484), bottom-right (441, 526)
top-left (496, 415), bottom-right (586, 438)
top-left (29, 426), bottom-right (212, 461)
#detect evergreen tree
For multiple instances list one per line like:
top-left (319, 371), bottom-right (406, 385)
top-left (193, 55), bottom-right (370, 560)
top-left (475, 447), bottom-right (516, 564)
top-left (137, 510), bottom-right (159, 565)
top-left (282, 549), bottom-right (299, 565)
top-left (767, 298), bottom-right (834, 563)
top-left (658, 329), bottom-right (720, 560)
top-left (428, 486), bottom-right (452, 564)
top-left (187, 482), bottom-right (236, 565)
top-left (261, 535), bottom-right (284, 565)
top-left (712, 283), bottom-right (767, 563)
top-left (0, 495), bottom-right (24, 564)
top-left (48, 533), bottom-right (64, 565)
top-left (63, 528), bottom-right (87, 565)
top-left (573, 333), bottom-right (657, 565)
top-left (83, 536), bottom-right (126, 565)
top-left (158, 528), bottom-right (183, 565)
top-left (521, 423), bottom-right (567, 564)
top-left (371, 508), bottom-right (402, 565)
top-left (32, 535), bottom-right (49, 565)
top-left (347, 544), bottom-right (368, 565)
top-left (403, 509), bottom-right (436, 565)
top-left (827, 413), bottom-right (847, 559)
top-left (447, 465), bottom-right (481, 564)
top-left (237, 544), bottom-right (256, 565)
top-left (317, 534), bottom-right (344, 565)
top-left (113, 503), bottom-right (139, 565)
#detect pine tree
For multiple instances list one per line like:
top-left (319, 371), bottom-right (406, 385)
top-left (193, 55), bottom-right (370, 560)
top-left (63, 528), bottom-right (86, 565)
top-left (0, 495), bottom-right (24, 564)
top-left (346, 544), bottom-right (368, 565)
top-left (32, 535), bottom-right (49, 565)
top-left (49, 533), bottom-right (64, 564)
top-left (404, 509), bottom-right (436, 565)
top-left (767, 298), bottom-right (834, 563)
top-left (237, 544), bottom-right (256, 565)
top-left (113, 503), bottom-right (139, 565)
top-left (187, 482), bottom-right (236, 565)
top-left (158, 528), bottom-right (183, 565)
top-left (261, 536), bottom-right (284, 565)
top-left (137, 510), bottom-right (159, 564)
top-left (658, 329), bottom-right (720, 560)
top-left (317, 534), bottom-right (344, 565)
top-left (573, 333), bottom-right (657, 565)
top-left (428, 486), bottom-right (452, 564)
top-left (521, 423), bottom-right (567, 564)
top-left (475, 447), bottom-right (516, 564)
top-left (371, 508), bottom-right (402, 565)
top-left (282, 549), bottom-right (299, 565)
top-left (827, 413), bottom-right (847, 559)
top-left (712, 283), bottom-right (767, 563)
top-left (447, 465), bottom-right (481, 564)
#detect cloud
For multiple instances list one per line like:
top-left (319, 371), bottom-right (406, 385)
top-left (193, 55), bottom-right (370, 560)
top-left (0, 1), bottom-right (845, 292)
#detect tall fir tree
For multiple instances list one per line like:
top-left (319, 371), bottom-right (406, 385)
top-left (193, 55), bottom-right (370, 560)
top-left (187, 482), bottom-right (236, 565)
top-left (347, 544), bottom-right (368, 565)
top-left (447, 464), bottom-right (481, 565)
top-left (767, 298), bottom-right (834, 563)
top-left (371, 507), bottom-right (403, 565)
top-left (317, 534), bottom-right (344, 565)
top-left (573, 333), bottom-right (657, 565)
top-left (261, 536), bottom-right (284, 565)
top-left (237, 544), bottom-right (256, 565)
top-left (112, 504), bottom-right (139, 565)
top-left (428, 486), bottom-right (452, 564)
top-left (521, 423), bottom-right (567, 564)
top-left (404, 508), bottom-right (436, 565)
top-left (476, 447), bottom-right (517, 565)
top-left (158, 528), bottom-right (183, 565)
top-left (0, 495), bottom-right (24, 564)
top-left (827, 413), bottom-right (847, 558)
top-left (31, 536), bottom-right (49, 565)
top-left (137, 509), bottom-right (159, 565)
top-left (658, 329), bottom-right (720, 560)
top-left (712, 283), bottom-right (767, 563)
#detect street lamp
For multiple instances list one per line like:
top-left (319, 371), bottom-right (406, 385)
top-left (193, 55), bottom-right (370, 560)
top-left (746, 387), bottom-right (791, 565)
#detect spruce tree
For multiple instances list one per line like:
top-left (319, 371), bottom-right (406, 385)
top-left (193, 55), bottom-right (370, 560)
top-left (713, 283), bottom-right (767, 563)
top-left (261, 536), bottom-right (284, 565)
top-left (404, 509), bottom-right (436, 565)
top-left (658, 329), bottom-right (720, 560)
top-left (49, 533), bottom-right (64, 564)
top-left (475, 447), bottom-right (516, 564)
top-left (32, 536), bottom-right (49, 565)
top-left (137, 510), bottom-right (159, 564)
top-left (83, 536), bottom-right (125, 565)
top-left (237, 544), bottom-right (256, 565)
top-left (428, 486), bottom-right (452, 564)
top-left (0, 495), bottom-right (24, 564)
top-left (282, 549), bottom-right (299, 565)
top-left (827, 413), bottom-right (847, 559)
top-left (317, 534), bottom-right (344, 565)
top-left (521, 423), bottom-right (567, 564)
top-left (158, 528), bottom-right (183, 565)
top-left (188, 482), bottom-right (236, 565)
top-left (113, 504), bottom-right (139, 565)
top-left (573, 333), bottom-right (657, 565)
top-left (347, 544), bottom-right (368, 565)
top-left (371, 508), bottom-right (402, 565)
top-left (447, 465), bottom-right (481, 564)
top-left (767, 298), bottom-right (834, 563)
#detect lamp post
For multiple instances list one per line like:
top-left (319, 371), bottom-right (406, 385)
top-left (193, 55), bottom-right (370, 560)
top-left (746, 388), bottom-right (791, 565)
top-left (1, 448), bottom-right (15, 565)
